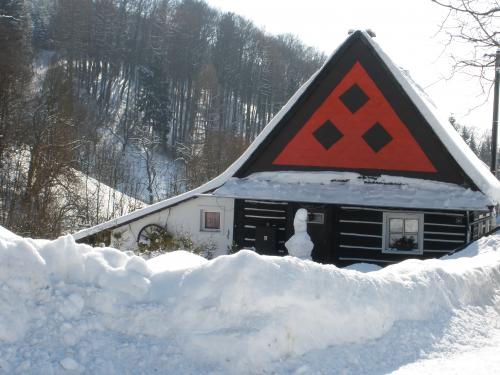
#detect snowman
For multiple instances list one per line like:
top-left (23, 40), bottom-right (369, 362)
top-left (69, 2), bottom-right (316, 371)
top-left (285, 208), bottom-right (314, 260)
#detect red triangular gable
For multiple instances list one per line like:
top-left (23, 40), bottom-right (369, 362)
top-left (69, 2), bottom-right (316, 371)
top-left (273, 62), bottom-right (437, 173)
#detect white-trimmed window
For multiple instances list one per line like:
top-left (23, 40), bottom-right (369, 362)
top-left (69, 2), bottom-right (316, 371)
top-left (200, 209), bottom-right (221, 232)
top-left (382, 212), bottom-right (424, 255)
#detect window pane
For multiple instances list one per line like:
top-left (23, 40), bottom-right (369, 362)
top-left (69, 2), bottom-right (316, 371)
top-left (388, 234), bottom-right (403, 249)
top-left (389, 234), bottom-right (417, 251)
top-left (406, 234), bottom-right (419, 249)
top-left (204, 212), bottom-right (220, 230)
top-left (405, 219), bottom-right (419, 233)
top-left (390, 219), bottom-right (403, 232)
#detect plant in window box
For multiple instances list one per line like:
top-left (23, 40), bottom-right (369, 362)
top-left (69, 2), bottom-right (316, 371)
top-left (390, 236), bottom-right (417, 251)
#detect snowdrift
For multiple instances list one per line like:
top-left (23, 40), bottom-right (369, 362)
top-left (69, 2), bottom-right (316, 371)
top-left (0, 226), bottom-right (19, 240)
top-left (0, 230), bottom-right (499, 374)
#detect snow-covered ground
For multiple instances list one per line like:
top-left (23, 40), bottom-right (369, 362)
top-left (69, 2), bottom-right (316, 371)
top-left (0, 227), bottom-right (499, 374)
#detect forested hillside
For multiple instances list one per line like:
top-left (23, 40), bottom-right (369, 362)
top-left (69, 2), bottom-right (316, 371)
top-left (0, 0), bottom-right (325, 238)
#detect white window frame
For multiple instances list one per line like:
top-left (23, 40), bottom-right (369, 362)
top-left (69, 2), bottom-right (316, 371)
top-left (382, 212), bottom-right (424, 255)
top-left (200, 208), bottom-right (222, 232)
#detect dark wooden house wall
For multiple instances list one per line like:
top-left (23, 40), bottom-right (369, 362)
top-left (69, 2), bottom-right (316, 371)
top-left (233, 198), bottom-right (491, 266)
top-left (336, 207), bottom-right (468, 266)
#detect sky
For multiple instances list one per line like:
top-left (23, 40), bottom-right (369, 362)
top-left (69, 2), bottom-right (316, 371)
top-left (205, 0), bottom-right (497, 134)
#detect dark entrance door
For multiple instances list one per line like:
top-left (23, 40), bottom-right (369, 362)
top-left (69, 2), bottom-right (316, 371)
top-left (233, 199), bottom-right (289, 256)
top-left (290, 204), bottom-right (333, 263)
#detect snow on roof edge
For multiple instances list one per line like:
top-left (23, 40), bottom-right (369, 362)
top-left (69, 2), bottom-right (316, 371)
top-left (363, 32), bottom-right (500, 203)
top-left (214, 171), bottom-right (493, 211)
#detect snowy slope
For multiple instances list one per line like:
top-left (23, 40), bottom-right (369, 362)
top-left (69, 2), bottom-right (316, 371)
top-left (0, 230), bottom-right (499, 374)
top-left (72, 170), bottom-right (146, 226)
top-left (0, 146), bottom-right (145, 235)
top-left (32, 49), bottom-right (183, 205)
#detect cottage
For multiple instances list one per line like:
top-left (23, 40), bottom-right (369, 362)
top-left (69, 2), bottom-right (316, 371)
top-left (73, 31), bottom-right (500, 266)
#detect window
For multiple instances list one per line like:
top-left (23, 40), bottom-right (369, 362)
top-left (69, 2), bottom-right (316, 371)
top-left (307, 212), bottom-right (325, 224)
top-left (200, 210), bottom-right (221, 232)
top-left (383, 212), bottom-right (423, 255)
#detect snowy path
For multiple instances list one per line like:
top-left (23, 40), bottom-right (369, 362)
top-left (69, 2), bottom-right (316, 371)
top-left (393, 327), bottom-right (500, 374)
top-left (277, 304), bottom-right (500, 374)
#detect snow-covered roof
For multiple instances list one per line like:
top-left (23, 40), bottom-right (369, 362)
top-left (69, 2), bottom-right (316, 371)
top-left (73, 31), bottom-right (499, 241)
top-left (214, 171), bottom-right (493, 211)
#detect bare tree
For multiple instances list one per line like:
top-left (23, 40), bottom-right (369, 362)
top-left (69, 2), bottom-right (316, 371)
top-left (432, 0), bottom-right (499, 84)
top-left (132, 125), bottom-right (161, 204)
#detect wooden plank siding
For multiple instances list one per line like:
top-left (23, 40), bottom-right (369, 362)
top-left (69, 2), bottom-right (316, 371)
top-left (336, 207), bottom-right (468, 266)
top-left (337, 207), bottom-right (386, 264)
top-left (423, 212), bottom-right (467, 255)
top-left (234, 199), bottom-right (486, 266)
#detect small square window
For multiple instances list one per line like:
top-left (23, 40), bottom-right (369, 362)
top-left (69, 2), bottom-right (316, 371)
top-left (201, 210), bottom-right (221, 232)
top-left (383, 212), bottom-right (423, 255)
top-left (307, 212), bottom-right (325, 224)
